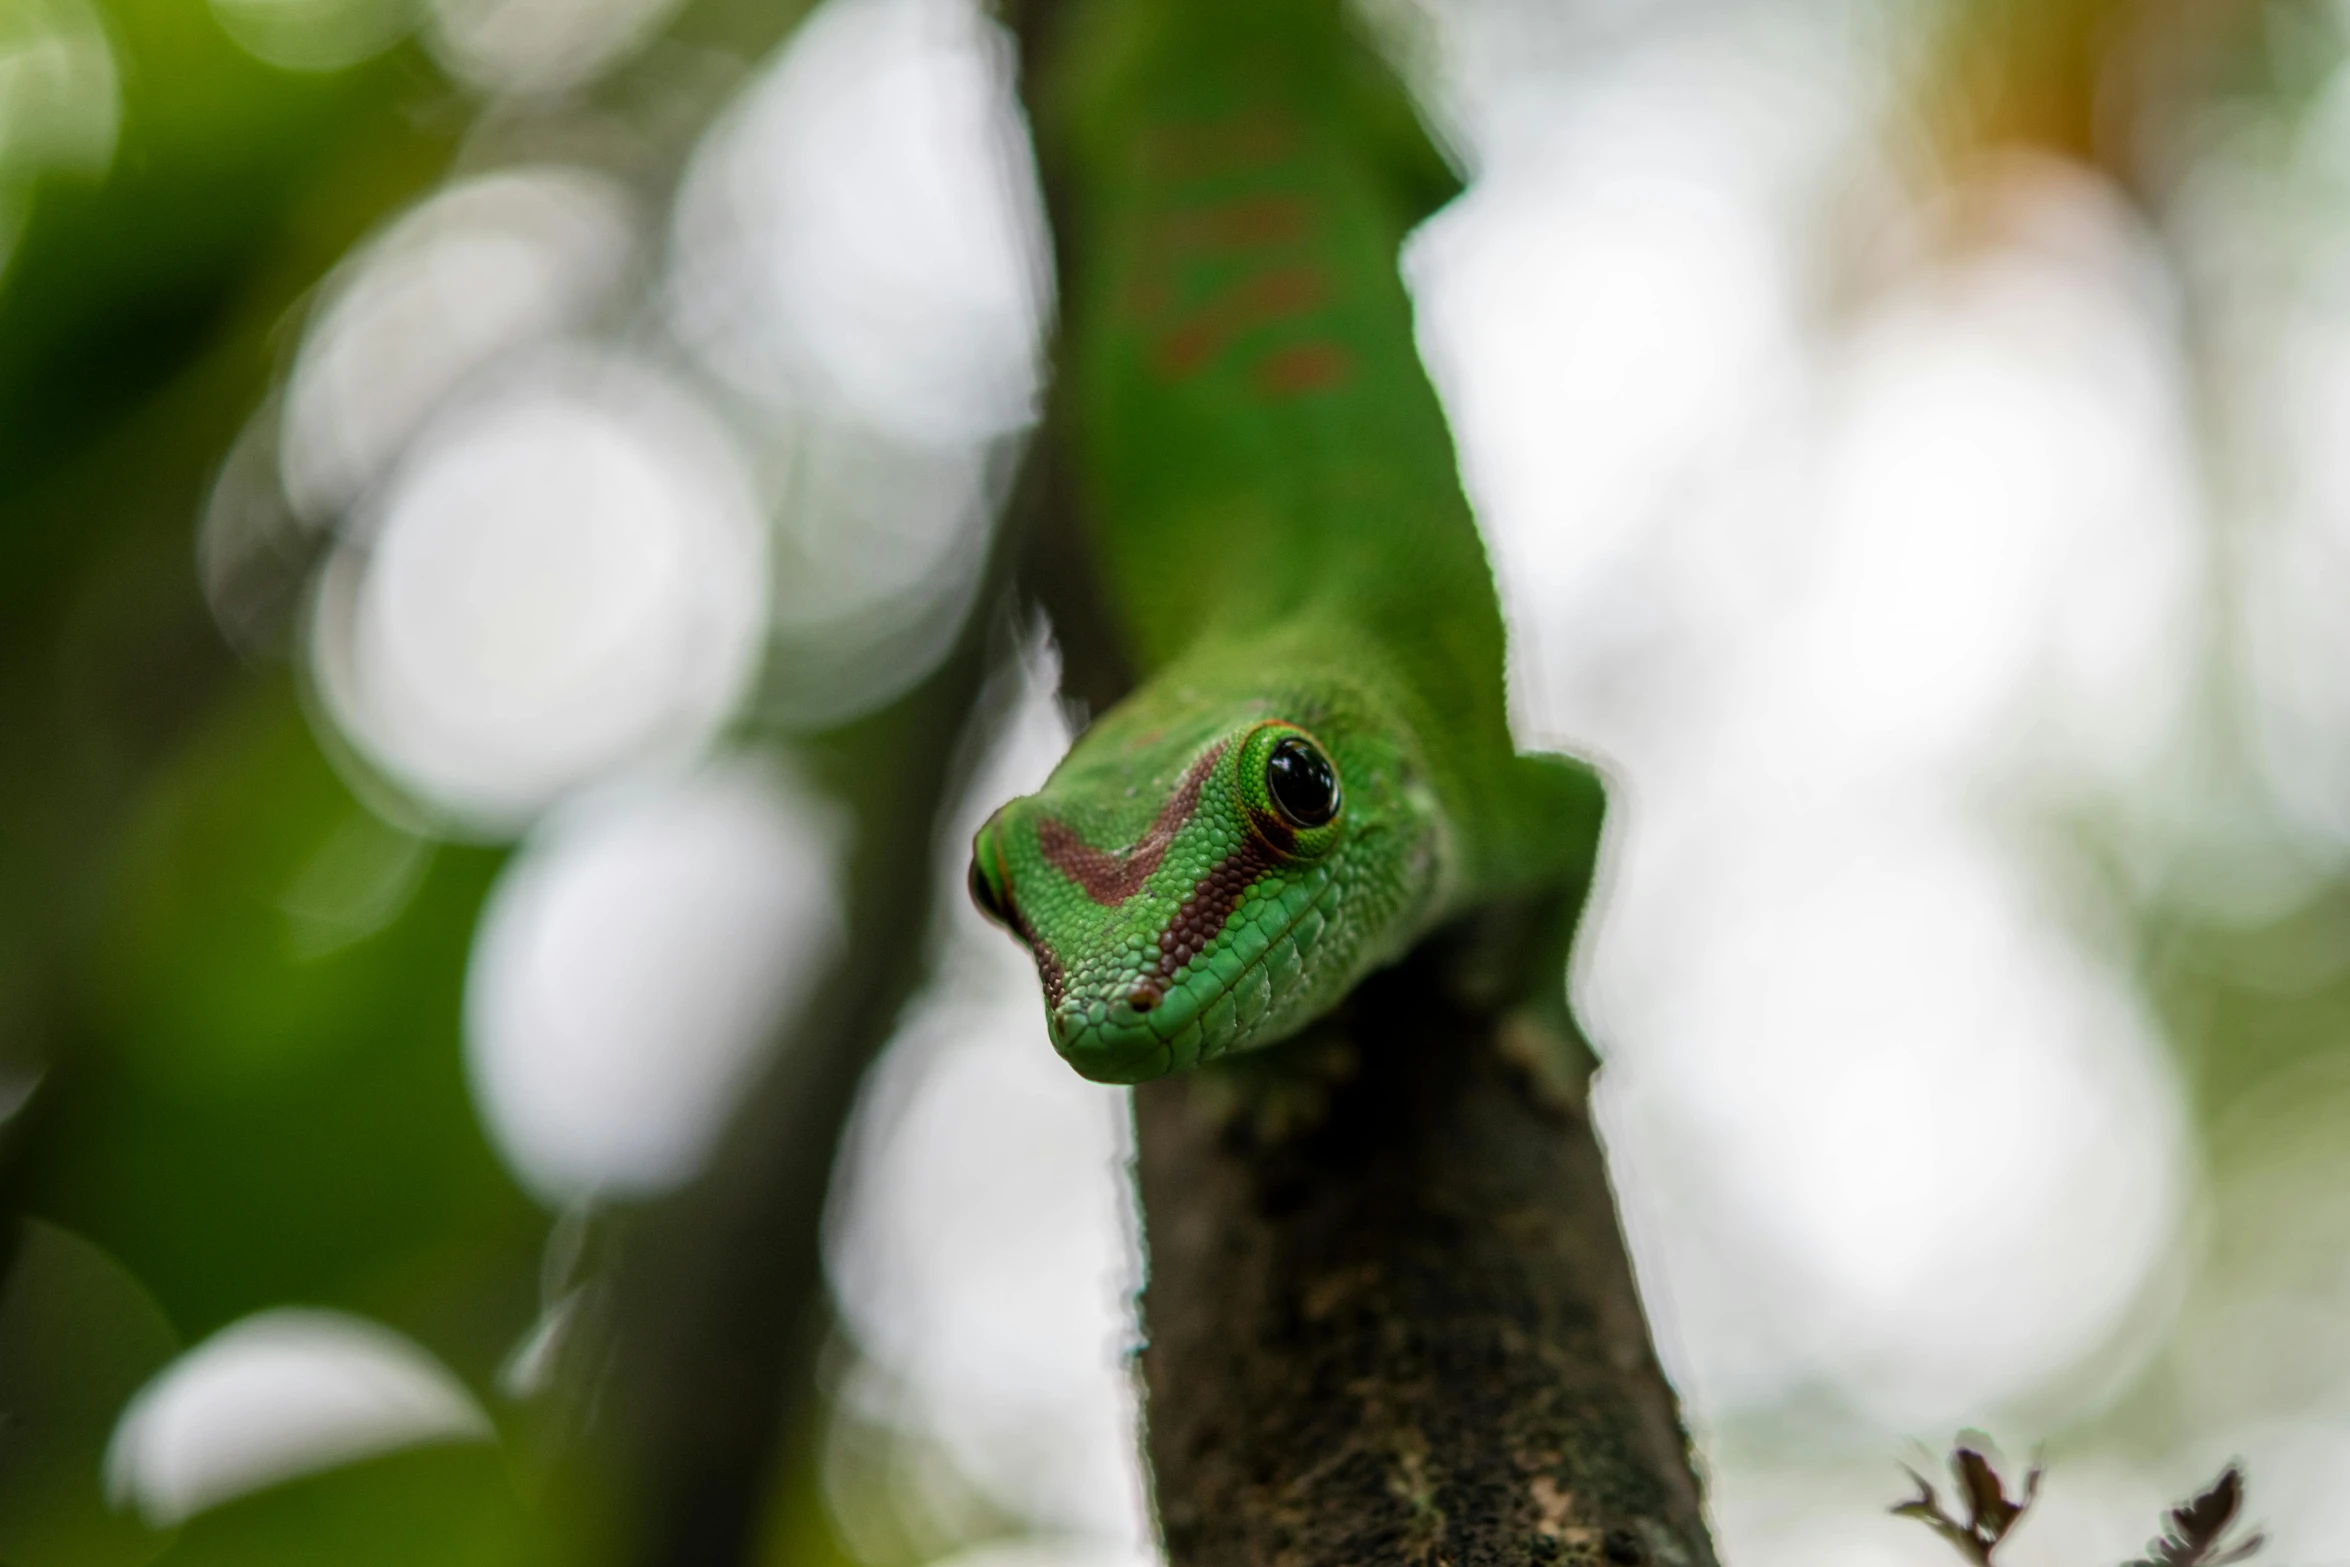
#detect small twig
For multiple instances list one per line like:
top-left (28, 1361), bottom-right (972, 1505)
top-left (2120, 1466), bottom-right (2267, 1567)
top-left (1892, 1443), bottom-right (2269, 1567)
top-left (1890, 1442), bottom-right (2041, 1566)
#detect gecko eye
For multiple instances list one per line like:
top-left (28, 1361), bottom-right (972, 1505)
top-left (1265, 736), bottom-right (1340, 828)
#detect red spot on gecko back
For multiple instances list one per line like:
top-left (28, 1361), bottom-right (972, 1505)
top-left (1038, 741), bottom-right (1229, 906)
top-left (1122, 199), bottom-right (1318, 343)
top-left (1252, 340), bottom-right (1354, 397)
top-left (1156, 194), bottom-right (1312, 254)
top-left (1138, 110), bottom-right (1298, 184)
top-left (1152, 265), bottom-right (1334, 380)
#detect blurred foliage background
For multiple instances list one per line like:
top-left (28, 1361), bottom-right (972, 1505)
top-left (10, 0), bottom-right (2350, 1563)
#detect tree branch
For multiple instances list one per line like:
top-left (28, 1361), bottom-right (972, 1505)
top-left (1133, 945), bottom-right (1720, 1567)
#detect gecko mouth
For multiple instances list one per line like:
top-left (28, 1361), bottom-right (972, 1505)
top-left (1047, 869), bottom-right (1343, 1083)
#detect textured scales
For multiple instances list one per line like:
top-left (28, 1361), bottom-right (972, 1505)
top-left (971, 0), bottom-right (1604, 1084)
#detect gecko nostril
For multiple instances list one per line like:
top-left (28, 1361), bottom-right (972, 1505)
top-left (968, 853), bottom-right (1017, 930)
top-left (1128, 979), bottom-right (1163, 1012)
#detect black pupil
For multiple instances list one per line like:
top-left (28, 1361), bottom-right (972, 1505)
top-left (1265, 737), bottom-right (1339, 828)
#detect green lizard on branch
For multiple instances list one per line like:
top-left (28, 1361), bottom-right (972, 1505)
top-left (971, 0), bottom-right (1604, 1084)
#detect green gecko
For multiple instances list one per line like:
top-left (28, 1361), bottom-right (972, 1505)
top-left (968, 0), bottom-right (1605, 1084)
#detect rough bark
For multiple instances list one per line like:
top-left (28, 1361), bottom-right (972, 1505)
top-left (1133, 945), bottom-right (1720, 1567)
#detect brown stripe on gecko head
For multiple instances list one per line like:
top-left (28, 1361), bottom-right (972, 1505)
top-left (1146, 792), bottom-right (1316, 980)
top-left (1151, 838), bottom-right (1277, 984)
top-left (1005, 902), bottom-right (1067, 1008)
top-left (1037, 740), bottom-right (1229, 906)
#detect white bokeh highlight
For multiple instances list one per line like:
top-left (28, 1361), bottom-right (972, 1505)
top-left (826, 644), bottom-right (1153, 1557)
top-left (1417, 32), bottom-right (2201, 1433)
top-left (1411, 32), bottom-right (1833, 737)
top-left (209, 0), bottom-right (414, 73)
top-left (668, 0), bottom-right (1049, 447)
top-left (2155, 1054), bottom-right (2350, 1559)
top-left (751, 423), bottom-right (1006, 731)
top-left (423, 0), bottom-right (680, 97)
top-left (466, 755), bottom-right (843, 1205)
top-left (105, 1308), bottom-right (492, 1527)
top-left (0, 0), bottom-right (119, 178)
top-left (1597, 192), bottom-right (2197, 1423)
top-left (2232, 70), bottom-right (2350, 865)
top-left (0, 0), bottom-right (119, 287)
top-left (1707, 1452), bottom-right (2177, 1567)
top-left (1597, 807), bottom-right (2188, 1420)
top-left (1787, 173), bottom-right (2198, 797)
top-left (654, 0), bottom-right (1051, 730)
top-left (281, 166), bottom-right (636, 522)
top-left (310, 346), bottom-right (768, 829)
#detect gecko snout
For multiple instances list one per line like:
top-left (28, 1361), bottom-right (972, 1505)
top-left (967, 817), bottom-right (1018, 932)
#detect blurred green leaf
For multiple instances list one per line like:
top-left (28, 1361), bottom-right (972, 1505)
top-left (13, 672), bottom-right (539, 1381)
top-left (0, 1218), bottom-right (180, 1567)
top-left (153, 1443), bottom-right (532, 1567)
top-left (94, 674), bottom-right (437, 1092)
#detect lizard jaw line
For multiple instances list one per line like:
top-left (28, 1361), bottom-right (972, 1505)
top-left (1048, 871), bottom-right (1343, 1076)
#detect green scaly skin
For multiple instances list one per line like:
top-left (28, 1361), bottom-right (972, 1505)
top-left (970, 0), bottom-right (1604, 1084)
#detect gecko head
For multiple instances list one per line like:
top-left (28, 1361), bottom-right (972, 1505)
top-left (968, 703), bottom-right (1438, 1083)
